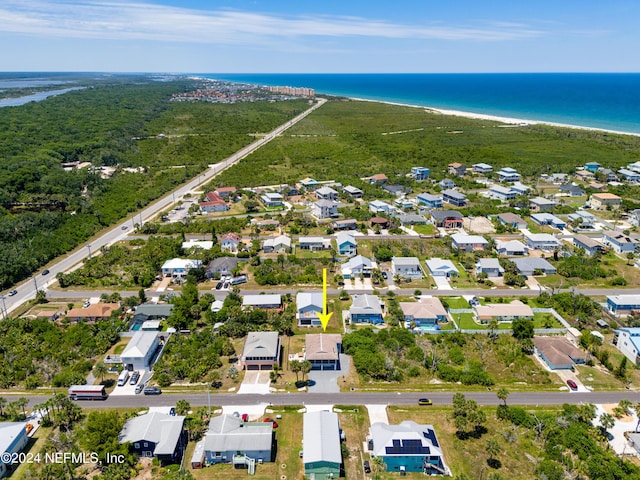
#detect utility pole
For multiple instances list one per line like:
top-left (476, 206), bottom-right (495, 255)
top-left (0, 295), bottom-right (7, 320)
top-left (87, 244), bottom-right (92, 258)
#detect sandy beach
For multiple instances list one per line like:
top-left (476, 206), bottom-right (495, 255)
top-left (349, 96), bottom-right (640, 138)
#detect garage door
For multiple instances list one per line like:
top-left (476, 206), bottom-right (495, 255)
top-left (247, 365), bottom-right (259, 371)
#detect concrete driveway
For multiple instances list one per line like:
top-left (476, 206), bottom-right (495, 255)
top-left (433, 276), bottom-right (452, 290)
top-left (237, 371), bottom-right (271, 395)
top-left (308, 354), bottom-right (351, 393)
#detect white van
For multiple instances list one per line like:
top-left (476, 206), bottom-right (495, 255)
top-left (117, 370), bottom-right (130, 387)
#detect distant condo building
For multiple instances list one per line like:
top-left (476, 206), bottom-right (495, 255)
top-left (265, 85), bottom-right (315, 97)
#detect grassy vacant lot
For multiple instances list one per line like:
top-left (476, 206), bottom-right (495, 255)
top-left (212, 99), bottom-right (640, 190)
top-left (387, 405), bottom-right (550, 479)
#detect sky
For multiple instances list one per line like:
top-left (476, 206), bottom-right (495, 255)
top-left (1, 0), bottom-right (639, 73)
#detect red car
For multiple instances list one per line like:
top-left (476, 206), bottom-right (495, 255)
top-left (567, 379), bottom-right (578, 390)
top-left (242, 413), bottom-right (249, 422)
top-left (264, 418), bottom-right (279, 429)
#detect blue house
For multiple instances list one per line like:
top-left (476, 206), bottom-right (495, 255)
top-left (584, 162), bottom-right (601, 173)
top-left (336, 232), bottom-right (357, 257)
top-left (349, 294), bottom-right (384, 324)
top-left (417, 193), bottom-right (443, 209)
top-left (369, 421), bottom-right (449, 475)
top-left (438, 178), bottom-right (456, 189)
top-left (411, 167), bottom-right (430, 180)
top-left (530, 213), bottom-right (566, 229)
top-left (607, 295), bottom-right (640, 316)
top-left (602, 232), bottom-right (637, 254)
top-left (572, 234), bottom-right (603, 256)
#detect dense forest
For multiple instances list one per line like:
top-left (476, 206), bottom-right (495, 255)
top-left (0, 76), bottom-right (308, 288)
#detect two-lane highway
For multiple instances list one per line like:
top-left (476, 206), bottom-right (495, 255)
top-left (2, 98), bottom-right (326, 315)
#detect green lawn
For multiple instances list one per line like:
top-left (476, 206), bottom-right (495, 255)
top-left (412, 223), bottom-right (436, 235)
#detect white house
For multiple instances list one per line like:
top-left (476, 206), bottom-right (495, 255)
top-left (298, 236), bottom-right (331, 251)
top-left (391, 257), bottom-right (423, 279)
top-left (121, 331), bottom-right (161, 371)
top-left (615, 328), bottom-right (640, 365)
top-left (475, 258), bottom-right (504, 277)
top-left (498, 167), bottom-right (521, 182)
top-left (451, 233), bottom-right (489, 252)
top-left (342, 255), bottom-right (373, 278)
top-left (262, 235), bottom-right (291, 253)
top-left (296, 292), bottom-right (324, 327)
top-left (313, 199), bottom-right (339, 219)
top-left (161, 258), bottom-right (203, 280)
top-left (496, 239), bottom-right (529, 256)
top-left (523, 231), bottom-right (560, 251)
top-left (425, 258), bottom-right (459, 277)
top-left (315, 186), bottom-right (339, 201)
top-left (220, 233), bottom-right (241, 253)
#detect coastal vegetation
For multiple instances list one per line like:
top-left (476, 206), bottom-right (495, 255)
top-left (0, 76), bottom-right (307, 289)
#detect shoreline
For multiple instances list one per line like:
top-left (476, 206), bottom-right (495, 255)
top-left (347, 96), bottom-right (640, 137)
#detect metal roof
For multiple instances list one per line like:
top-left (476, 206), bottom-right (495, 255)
top-left (204, 415), bottom-right (273, 453)
top-left (119, 412), bottom-right (185, 456)
top-left (242, 332), bottom-right (280, 359)
top-left (303, 411), bottom-right (342, 465)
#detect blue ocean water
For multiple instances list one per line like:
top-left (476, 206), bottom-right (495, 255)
top-left (202, 73), bottom-right (640, 135)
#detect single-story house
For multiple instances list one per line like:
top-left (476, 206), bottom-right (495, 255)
top-left (161, 258), bottom-right (203, 279)
top-left (0, 423), bottom-right (29, 479)
top-left (119, 411), bottom-right (187, 464)
top-left (391, 257), bottom-right (423, 279)
top-left (615, 328), bottom-right (640, 365)
top-left (529, 197), bottom-right (556, 212)
top-left (572, 234), bottom-right (603, 256)
top-left (370, 216), bottom-right (391, 229)
top-left (475, 258), bottom-right (504, 277)
top-left (533, 337), bottom-right (586, 370)
top-left (341, 255), bottom-right (373, 278)
top-left (349, 294), bottom-right (384, 324)
top-left (425, 258), bottom-right (459, 278)
top-left (530, 213), bottom-right (566, 229)
top-left (474, 300), bottom-right (534, 323)
top-left (439, 178), bottom-right (456, 189)
top-left (304, 411), bottom-right (342, 480)
top-left (296, 292), bottom-right (323, 327)
top-left (332, 218), bottom-right (358, 230)
top-left (559, 184), bottom-right (586, 197)
top-left (242, 294), bottom-right (282, 310)
top-left (369, 173), bottom-right (388, 184)
top-left (368, 421), bottom-right (448, 475)
top-left (241, 332), bottom-right (281, 370)
top-left (206, 257), bottom-right (242, 278)
top-left (121, 330), bottom-right (161, 371)
top-left (450, 233), bottom-right (488, 252)
top-left (511, 257), bottom-right (557, 276)
top-left (299, 236), bottom-right (331, 251)
top-left (182, 239), bottom-right (214, 251)
top-left (497, 212), bottom-right (527, 230)
top-left (66, 302), bottom-right (120, 322)
top-left (431, 210), bottom-right (464, 229)
top-left (400, 297), bottom-right (447, 326)
top-left (417, 193), bottom-right (443, 209)
top-left (442, 189), bottom-right (467, 207)
top-left (398, 214), bottom-right (427, 226)
top-left (262, 235), bottom-right (292, 253)
top-left (220, 233), bottom-right (241, 253)
top-left (336, 232), bottom-right (357, 257)
top-left (382, 184), bottom-right (408, 197)
top-left (343, 185), bottom-right (363, 198)
top-left (606, 295), bottom-right (640, 316)
top-left (567, 211), bottom-right (596, 228)
top-left (602, 232), bottom-right (637, 254)
top-left (197, 415), bottom-right (274, 466)
top-left (523, 231), bottom-right (561, 251)
top-left (251, 218), bottom-right (280, 229)
top-left (496, 239), bottom-right (529, 256)
top-left (305, 334), bottom-right (342, 370)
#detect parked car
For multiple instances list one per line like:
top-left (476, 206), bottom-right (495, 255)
top-left (134, 384), bottom-right (144, 394)
top-left (418, 398), bottom-right (433, 405)
top-left (242, 413), bottom-right (249, 422)
top-left (8, 290), bottom-right (17, 296)
top-left (129, 371), bottom-right (140, 385)
top-left (567, 379), bottom-right (578, 391)
top-left (42, 269), bottom-right (50, 276)
top-left (215, 282), bottom-right (223, 290)
top-left (363, 460), bottom-right (371, 473)
top-left (143, 387), bottom-right (162, 395)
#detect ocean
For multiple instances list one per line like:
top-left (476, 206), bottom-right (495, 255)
top-left (201, 73), bottom-right (640, 135)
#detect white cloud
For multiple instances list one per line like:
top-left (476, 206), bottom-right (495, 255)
top-left (0, 0), bottom-right (545, 45)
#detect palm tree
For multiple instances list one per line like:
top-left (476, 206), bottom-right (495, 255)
top-left (372, 456), bottom-right (386, 480)
top-left (496, 388), bottom-right (510, 406)
top-left (619, 399), bottom-right (632, 416)
top-left (15, 397), bottom-right (28, 419)
top-left (175, 399), bottom-right (191, 416)
top-left (290, 360), bottom-right (302, 382)
top-left (485, 437), bottom-right (501, 464)
top-left (301, 360), bottom-right (312, 383)
top-left (93, 363), bottom-right (108, 384)
top-left (600, 412), bottom-right (615, 438)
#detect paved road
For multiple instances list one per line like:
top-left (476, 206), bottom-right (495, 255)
top-left (16, 390), bottom-right (640, 410)
top-left (1, 98), bottom-right (327, 315)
